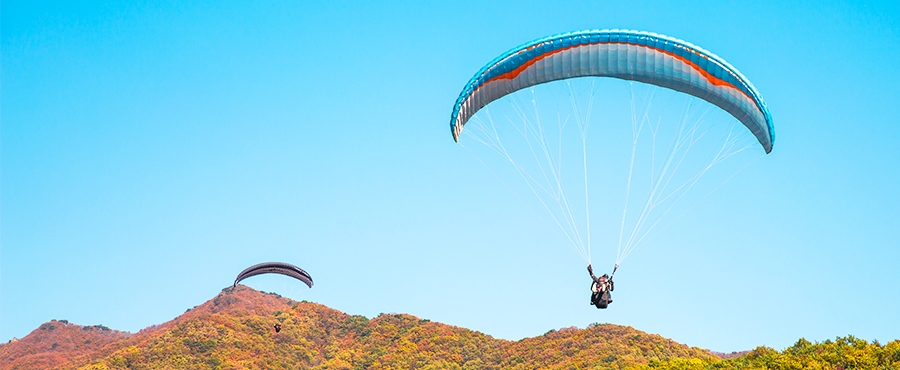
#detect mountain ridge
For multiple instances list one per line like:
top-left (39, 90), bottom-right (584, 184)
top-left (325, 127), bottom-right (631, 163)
top-left (3, 286), bottom-right (897, 369)
top-left (1, 286), bottom-right (713, 369)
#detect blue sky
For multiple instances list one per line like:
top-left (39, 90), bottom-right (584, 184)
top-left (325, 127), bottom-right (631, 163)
top-left (3, 0), bottom-right (899, 353)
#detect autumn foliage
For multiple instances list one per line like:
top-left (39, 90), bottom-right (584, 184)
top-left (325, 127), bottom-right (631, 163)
top-left (2, 287), bottom-right (897, 369)
top-left (0, 321), bottom-right (128, 369)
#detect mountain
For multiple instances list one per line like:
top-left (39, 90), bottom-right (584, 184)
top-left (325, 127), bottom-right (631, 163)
top-left (0, 321), bottom-right (128, 369)
top-left (2, 286), bottom-right (897, 369)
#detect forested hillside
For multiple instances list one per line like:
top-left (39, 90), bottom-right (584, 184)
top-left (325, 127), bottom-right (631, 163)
top-left (634, 337), bottom-right (900, 370)
top-left (0, 321), bottom-right (128, 369)
top-left (2, 286), bottom-right (897, 369)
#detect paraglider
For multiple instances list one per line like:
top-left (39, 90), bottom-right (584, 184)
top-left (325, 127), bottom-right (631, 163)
top-left (588, 265), bottom-right (616, 309)
top-left (234, 262), bottom-right (312, 333)
top-left (450, 29), bottom-right (773, 152)
top-left (449, 30), bottom-right (774, 309)
top-left (233, 262), bottom-right (313, 288)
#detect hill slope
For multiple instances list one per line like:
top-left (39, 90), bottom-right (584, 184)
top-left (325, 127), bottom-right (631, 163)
top-left (1, 286), bottom-right (713, 369)
top-left (0, 321), bottom-right (128, 369)
top-left (2, 286), bottom-right (898, 369)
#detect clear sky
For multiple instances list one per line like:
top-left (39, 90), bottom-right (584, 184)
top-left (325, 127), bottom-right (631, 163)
top-left (3, 0), bottom-right (899, 353)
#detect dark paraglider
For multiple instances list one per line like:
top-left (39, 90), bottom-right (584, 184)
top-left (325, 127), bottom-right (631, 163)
top-left (233, 262), bottom-right (313, 288)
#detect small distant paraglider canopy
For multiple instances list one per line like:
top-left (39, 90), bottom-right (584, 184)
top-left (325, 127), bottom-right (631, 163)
top-left (233, 262), bottom-right (313, 288)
